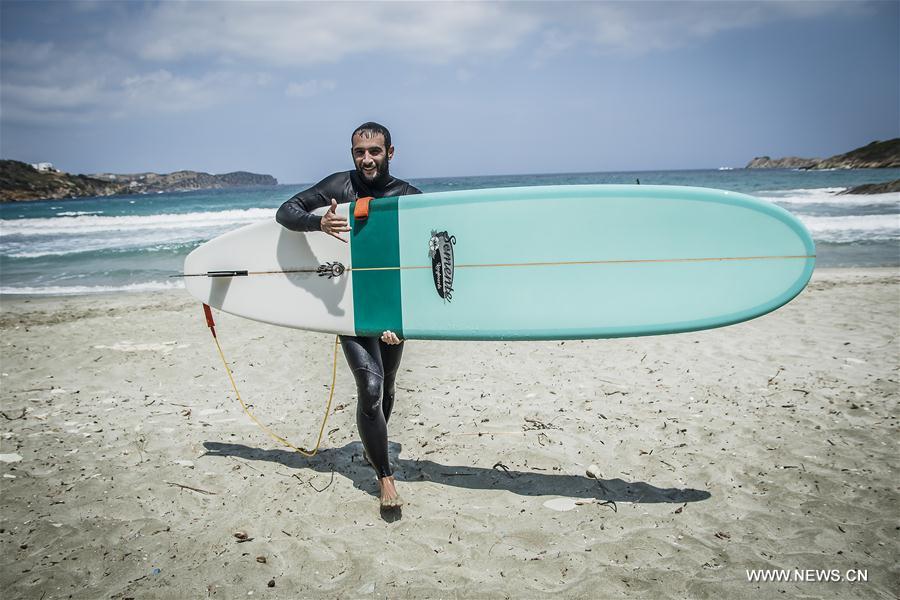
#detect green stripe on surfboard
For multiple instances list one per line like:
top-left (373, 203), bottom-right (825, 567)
top-left (349, 196), bottom-right (403, 337)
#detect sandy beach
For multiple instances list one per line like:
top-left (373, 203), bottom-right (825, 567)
top-left (1, 267), bottom-right (897, 599)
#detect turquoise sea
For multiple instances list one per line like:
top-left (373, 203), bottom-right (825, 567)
top-left (1, 168), bottom-right (898, 295)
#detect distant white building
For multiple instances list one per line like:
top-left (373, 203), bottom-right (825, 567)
top-left (31, 162), bottom-right (56, 172)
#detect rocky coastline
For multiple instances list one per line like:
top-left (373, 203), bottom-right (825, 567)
top-left (841, 178), bottom-right (900, 195)
top-left (746, 138), bottom-right (900, 170)
top-left (0, 160), bottom-right (278, 202)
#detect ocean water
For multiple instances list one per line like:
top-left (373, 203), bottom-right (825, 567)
top-left (1, 168), bottom-right (898, 295)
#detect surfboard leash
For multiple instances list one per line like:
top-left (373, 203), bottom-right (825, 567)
top-left (201, 303), bottom-right (338, 457)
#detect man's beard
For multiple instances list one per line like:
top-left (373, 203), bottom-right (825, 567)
top-left (357, 160), bottom-right (389, 186)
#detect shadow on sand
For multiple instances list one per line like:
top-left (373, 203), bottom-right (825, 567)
top-left (202, 440), bottom-right (711, 508)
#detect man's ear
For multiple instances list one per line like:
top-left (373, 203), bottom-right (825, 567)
top-left (387, 145), bottom-right (395, 161)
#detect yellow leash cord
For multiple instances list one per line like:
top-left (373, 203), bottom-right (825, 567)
top-left (202, 303), bottom-right (339, 457)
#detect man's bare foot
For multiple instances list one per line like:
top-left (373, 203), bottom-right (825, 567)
top-left (378, 476), bottom-right (403, 509)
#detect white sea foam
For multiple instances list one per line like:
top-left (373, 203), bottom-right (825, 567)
top-left (798, 214), bottom-right (900, 243)
top-left (55, 211), bottom-right (104, 217)
top-left (1, 207), bottom-right (272, 258)
top-left (759, 188), bottom-right (900, 206)
top-left (0, 279), bottom-right (184, 295)
top-left (3, 232), bottom-right (209, 258)
top-left (1, 207), bottom-right (272, 236)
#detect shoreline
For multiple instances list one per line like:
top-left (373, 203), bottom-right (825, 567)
top-left (1, 266), bottom-right (897, 598)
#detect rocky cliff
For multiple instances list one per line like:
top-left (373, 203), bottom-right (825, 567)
top-left (89, 170), bottom-right (278, 193)
top-left (0, 161), bottom-right (278, 202)
top-left (840, 179), bottom-right (900, 195)
top-left (0, 161), bottom-right (123, 202)
top-left (746, 138), bottom-right (900, 170)
top-left (745, 156), bottom-right (820, 169)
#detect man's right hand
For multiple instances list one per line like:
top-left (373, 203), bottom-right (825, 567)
top-left (321, 198), bottom-right (350, 243)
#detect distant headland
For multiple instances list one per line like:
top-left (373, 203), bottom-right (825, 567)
top-left (0, 160), bottom-right (278, 202)
top-left (746, 138), bottom-right (900, 170)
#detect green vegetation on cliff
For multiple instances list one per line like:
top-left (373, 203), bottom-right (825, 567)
top-left (0, 160), bottom-right (122, 202)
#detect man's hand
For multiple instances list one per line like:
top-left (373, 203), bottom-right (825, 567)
top-left (321, 198), bottom-right (350, 243)
top-left (381, 330), bottom-right (402, 345)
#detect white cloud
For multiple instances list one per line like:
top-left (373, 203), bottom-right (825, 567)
top-left (285, 79), bottom-right (336, 99)
top-left (0, 40), bottom-right (56, 65)
top-left (1, 80), bottom-right (110, 124)
top-left (552, 1), bottom-right (858, 56)
top-left (0, 49), bottom-right (244, 123)
top-left (110, 1), bottom-right (858, 65)
top-left (0, 1), bottom-right (866, 124)
top-left (531, 29), bottom-right (579, 67)
top-left (120, 70), bottom-right (228, 114)
top-left (116, 2), bottom-right (541, 66)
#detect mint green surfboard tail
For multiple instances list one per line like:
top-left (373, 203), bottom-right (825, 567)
top-left (348, 185), bottom-right (815, 341)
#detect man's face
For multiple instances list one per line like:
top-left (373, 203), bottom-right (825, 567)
top-left (352, 132), bottom-right (393, 183)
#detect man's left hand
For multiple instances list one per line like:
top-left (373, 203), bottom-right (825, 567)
top-left (381, 330), bottom-right (402, 345)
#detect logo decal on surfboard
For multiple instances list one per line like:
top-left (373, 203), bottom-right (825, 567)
top-left (317, 261), bottom-right (345, 279)
top-left (429, 231), bottom-right (456, 300)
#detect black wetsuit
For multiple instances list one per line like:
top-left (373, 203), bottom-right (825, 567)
top-left (276, 170), bottom-right (421, 479)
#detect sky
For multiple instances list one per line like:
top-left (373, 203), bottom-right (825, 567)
top-left (1, 1), bottom-right (898, 184)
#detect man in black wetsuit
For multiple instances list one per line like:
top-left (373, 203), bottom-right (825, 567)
top-left (275, 122), bottom-right (420, 509)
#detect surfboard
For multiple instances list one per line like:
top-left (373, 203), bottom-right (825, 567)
top-left (183, 185), bottom-right (815, 340)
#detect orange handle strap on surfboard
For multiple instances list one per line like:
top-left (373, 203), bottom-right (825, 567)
top-left (200, 304), bottom-right (339, 457)
top-left (354, 196), bottom-right (374, 220)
